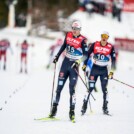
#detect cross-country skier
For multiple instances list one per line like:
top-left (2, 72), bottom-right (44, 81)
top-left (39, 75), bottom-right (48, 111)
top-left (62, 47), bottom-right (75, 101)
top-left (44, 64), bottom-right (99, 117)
top-left (17, 40), bottom-right (33, 74)
top-left (81, 31), bottom-right (116, 115)
top-left (46, 38), bottom-right (64, 69)
top-left (49, 20), bottom-right (88, 122)
top-left (0, 39), bottom-right (12, 70)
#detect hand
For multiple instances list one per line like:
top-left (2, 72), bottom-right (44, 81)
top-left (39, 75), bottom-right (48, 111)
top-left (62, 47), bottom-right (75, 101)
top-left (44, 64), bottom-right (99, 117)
top-left (82, 64), bottom-right (86, 72)
top-left (108, 71), bottom-right (114, 79)
top-left (71, 59), bottom-right (81, 68)
top-left (53, 55), bottom-right (59, 63)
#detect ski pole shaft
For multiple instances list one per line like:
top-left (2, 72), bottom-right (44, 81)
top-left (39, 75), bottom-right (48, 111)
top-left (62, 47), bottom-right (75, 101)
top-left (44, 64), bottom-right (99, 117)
top-left (75, 69), bottom-right (96, 101)
top-left (113, 78), bottom-right (134, 89)
top-left (50, 63), bottom-right (57, 111)
top-left (84, 72), bottom-right (93, 112)
top-left (88, 97), bottom-right (93, 113)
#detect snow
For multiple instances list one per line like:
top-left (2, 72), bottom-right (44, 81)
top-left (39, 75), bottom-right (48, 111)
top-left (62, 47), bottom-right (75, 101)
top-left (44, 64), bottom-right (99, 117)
top-left (0, 11), bottom-right (134, 134)
top-left (69, 11), bottom-right (134, 42)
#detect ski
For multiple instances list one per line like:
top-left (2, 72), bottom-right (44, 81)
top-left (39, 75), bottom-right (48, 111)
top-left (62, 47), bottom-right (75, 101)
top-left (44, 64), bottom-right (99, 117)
top-left (34, 117), bottom-right (60, 121)
top-left (70, 118), bottom-right (75, 123)
top-left (103, 113), bottom-right (112, 116)
top-left (34, 117), bottom-right (76, 123)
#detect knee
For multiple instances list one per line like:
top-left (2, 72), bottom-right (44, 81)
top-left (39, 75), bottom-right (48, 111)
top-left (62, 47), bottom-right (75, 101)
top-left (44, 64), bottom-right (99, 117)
top-left (56, 88), bottom-right (62, 95)
top-left (69, 88), bottom-right (75, 96)
top-left (102, 88), bottom-right (108, 95)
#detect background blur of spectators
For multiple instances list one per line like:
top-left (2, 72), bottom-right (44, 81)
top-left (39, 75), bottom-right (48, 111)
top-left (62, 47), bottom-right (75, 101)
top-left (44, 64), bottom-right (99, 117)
top-left (112, 0), bottom-right (124, 22)
top-left (78, 0), bottom-right (124, 21)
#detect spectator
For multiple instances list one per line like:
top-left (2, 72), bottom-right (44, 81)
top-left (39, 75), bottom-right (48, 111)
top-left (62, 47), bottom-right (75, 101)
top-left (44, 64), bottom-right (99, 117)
top-left (79, 0), bottom-right (90, 11)
top-left (16, 40), bottom-right (34, 74)
top-left (112, 0), bottom-right (124, 22)
top-left (0, 39), bottom-right (12, 70)
top-left (85, 0), bottom-right (107, 15)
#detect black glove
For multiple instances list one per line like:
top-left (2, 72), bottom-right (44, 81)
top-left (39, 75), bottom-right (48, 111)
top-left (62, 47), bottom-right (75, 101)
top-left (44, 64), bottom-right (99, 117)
top-left (82, 64), bottom-right (86, 72)
top-left (53, 55), bottom-right (59, 63)
top-left (108, 71), bottom-right (114, 79)
top-left (71, 60), bottom-right (81, 68)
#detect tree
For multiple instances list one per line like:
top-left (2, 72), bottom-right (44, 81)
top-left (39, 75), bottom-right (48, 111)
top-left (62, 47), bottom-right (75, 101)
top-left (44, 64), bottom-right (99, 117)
top-left (0, 0), bottom-right (8, 28)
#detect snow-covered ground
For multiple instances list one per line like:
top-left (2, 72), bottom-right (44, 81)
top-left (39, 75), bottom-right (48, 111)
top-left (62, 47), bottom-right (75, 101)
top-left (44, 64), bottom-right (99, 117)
top-left (0, 11), bottom-right (134, 134)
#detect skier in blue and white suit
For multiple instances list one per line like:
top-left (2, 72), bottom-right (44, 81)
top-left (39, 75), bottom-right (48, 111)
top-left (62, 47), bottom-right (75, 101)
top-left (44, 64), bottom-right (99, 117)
top-left (49, 20), bottom-right (88, 121)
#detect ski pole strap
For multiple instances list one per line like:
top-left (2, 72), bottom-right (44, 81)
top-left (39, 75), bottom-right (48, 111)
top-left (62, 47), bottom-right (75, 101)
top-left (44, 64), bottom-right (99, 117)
top-left (113, 78), bottom-right (134, 89)
top-left (74, 69), bottom-right (96, 101)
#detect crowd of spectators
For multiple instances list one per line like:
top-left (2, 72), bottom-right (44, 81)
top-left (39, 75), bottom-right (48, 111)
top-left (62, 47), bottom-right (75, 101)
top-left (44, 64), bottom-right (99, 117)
top-left (78, 0), bottom-right (124, 22)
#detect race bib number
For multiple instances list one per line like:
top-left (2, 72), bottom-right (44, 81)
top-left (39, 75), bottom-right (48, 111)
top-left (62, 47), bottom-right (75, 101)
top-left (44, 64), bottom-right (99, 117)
top-left (93, 53), bottom-right (110, 66)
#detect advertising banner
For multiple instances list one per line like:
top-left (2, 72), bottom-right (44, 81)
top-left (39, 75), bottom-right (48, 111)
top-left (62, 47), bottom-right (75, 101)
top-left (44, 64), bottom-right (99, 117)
top-left (115, 38), bottom-right (134, 51)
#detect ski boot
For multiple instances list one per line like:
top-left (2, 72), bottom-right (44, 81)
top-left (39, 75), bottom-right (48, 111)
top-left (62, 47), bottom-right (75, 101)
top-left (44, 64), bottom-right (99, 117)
top-left (81, 100), bottom-right (88, 115)
top-left (69, 108), bottom-right (75, 123)
top-left (20, 68), bottom-right (22, 73)
top-left (102, 101), bottom-right (109, 114)
top-left (3, 64), bottom-right (6, 70)
top-left (49, 103), bottom-right (58, 118)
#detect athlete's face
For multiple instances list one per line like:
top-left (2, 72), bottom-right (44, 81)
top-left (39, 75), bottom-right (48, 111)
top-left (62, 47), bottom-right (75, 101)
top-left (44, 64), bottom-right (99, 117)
top-left (72, 27), bottom-right (81, 36)
top-left (101, 34), bottom-right (109, 45)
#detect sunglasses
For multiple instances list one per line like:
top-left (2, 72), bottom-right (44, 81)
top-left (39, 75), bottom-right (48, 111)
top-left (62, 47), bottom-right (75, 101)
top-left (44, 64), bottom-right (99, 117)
top-left (72, 27), bottom-right (81, 31)
top-left (101, 34), bottom-right (109, 39)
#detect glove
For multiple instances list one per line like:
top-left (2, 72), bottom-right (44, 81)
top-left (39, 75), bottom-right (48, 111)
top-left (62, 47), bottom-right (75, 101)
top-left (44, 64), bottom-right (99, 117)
top-left (82, 64), bottom-right (86, 72)
top-left (108, 71), bottom-right (114, 79)
top-left (72, 59), bottom-right (81, 68)
top-left (53, 55), bottom-right (59, 63)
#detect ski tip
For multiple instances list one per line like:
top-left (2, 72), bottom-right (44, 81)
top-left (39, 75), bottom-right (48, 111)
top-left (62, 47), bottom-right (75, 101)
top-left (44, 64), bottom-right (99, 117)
top-left (34, 117), bottom-right (60, 121)
top-left (103, 113), bottom-right (112, 116)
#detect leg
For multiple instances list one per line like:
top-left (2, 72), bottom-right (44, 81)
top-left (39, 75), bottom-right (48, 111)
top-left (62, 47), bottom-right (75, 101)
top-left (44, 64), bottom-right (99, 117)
top-left (24, 55), bottom-right (27, 73)
top-left (100, 70), bottom-right (109, 114)
top-left (3, 52), bottom-right (6, 70)
top-left (81, 70), bottom-right (98, 115)
top-left (20, 53), bottom-right (23, 73)
top-left (81, 91), bottom-right (90, 115)
top-left (50, 60), bottom-right (69, 117)
top-left (68, 67), bottom-right (78, 120)
top-left (117, 9), bottom-right (122, 22)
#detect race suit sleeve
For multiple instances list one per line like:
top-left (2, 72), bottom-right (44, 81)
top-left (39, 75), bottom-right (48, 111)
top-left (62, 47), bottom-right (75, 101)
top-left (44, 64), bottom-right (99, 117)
top-left (110, 46), bottom-right (116, 70)
top-left (84, 42), bottom-right (95, 65)
top-left (80, 39), bottom-right (88, 62)
top-left (56, 34), bottom-right (67, 58)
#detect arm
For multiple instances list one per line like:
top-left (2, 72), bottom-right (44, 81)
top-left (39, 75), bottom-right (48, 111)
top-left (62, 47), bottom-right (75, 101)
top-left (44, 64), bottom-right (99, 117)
top-left (53, 35), bottom-right (67, 63)
top-left (79, 39), bottom-right (88, 62)
top-left (84, 42), bottom-right (95, 65)
top-left (56, 35), bottom-right (67, 58)
top-left (7, 41), bottom-right (13, 54)
top-left (108, 46), bottom-right (116, 79)
top-left (110, 46), bottom-right (116, 71)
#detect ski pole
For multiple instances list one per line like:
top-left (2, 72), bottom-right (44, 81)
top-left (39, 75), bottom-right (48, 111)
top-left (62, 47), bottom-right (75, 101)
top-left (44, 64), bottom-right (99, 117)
top-left (113, 78), bottom-right (134, 89)
top-left (50, 63), bottom-right (57, 112)
top-left (75, 69), bottom-right (96, 101)
top-left (84, 72), bottom-right (93, 112)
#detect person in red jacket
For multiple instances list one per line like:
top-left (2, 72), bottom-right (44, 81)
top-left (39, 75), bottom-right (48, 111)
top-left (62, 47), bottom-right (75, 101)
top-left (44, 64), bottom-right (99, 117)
top-left (17, 40), bottom-right (33, 74)
top-left (0, 39), bottom-right (11, 70)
